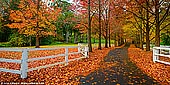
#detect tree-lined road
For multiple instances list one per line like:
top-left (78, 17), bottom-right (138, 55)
top-left (79, 44), bottom-right (159, 85)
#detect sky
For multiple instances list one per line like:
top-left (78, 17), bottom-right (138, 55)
top-left (65, 0), bottom-right (73, 3)
top-left (42, 0), bottom-right (73, 3)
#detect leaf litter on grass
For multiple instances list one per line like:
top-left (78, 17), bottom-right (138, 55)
top-left (128, 44), bottom-right (170, 85)
top-left (0, 47), bottom-right (114, 84)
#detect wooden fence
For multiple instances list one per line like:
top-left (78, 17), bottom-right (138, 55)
top-left (153, 46), bottom-right (170, 65)
top-left (0, 45), bottom-right (89, 78)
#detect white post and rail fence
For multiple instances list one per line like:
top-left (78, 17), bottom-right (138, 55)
top-left (153, 46), bottom-right (170, 65)
top-left (0, 44), bottom-right (89, 78)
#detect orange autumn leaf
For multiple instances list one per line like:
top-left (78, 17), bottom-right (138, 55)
top-left (128, 44), bottom-right (170, 84)
top-left (6, 0), bottom-right (61, 36)
top-left (0, 47), bottom-right (114, 84)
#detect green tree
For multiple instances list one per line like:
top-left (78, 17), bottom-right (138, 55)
top-left (8, 32), bottom-right (28, 47)
top-left (0, 0), bottom-right (20, 42)
top-left (55, 0), bottom-right (77, 43)
top-left (161, 33), bottom-right (170, 45)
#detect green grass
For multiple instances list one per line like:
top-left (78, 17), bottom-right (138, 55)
top-left (50, 41), bottom-right (77, 46)
top-left (81, 38), bottom-right (113, 44)
top-left (86, 39), bottom-right (106, 43)
top-left (0, 39), bottom-right (115, 48)
top-left (0, 42), bottom-right (11, 47)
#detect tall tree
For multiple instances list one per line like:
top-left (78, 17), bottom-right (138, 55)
top-left (119, 0), bottom-right (154, 51)
top-left (98, 0), bottom-right (102, 49)
top-left (154, 0), bottom-right (170, 46)
top-left (55, 0), bottom-right (76, 43)
top-left (72, 0), bottom-right (98, 52)
top-left (7, 0), bottom-right (61, 48)
top-left (102, 0), bottom-right (111, 48)
top-left (88, 0), bottom-right (92, 52)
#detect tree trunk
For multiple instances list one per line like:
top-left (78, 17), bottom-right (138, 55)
top-left (155, 25), bottom-right (160, 47)
top-left (146, 1), bottom-right (150, 51)
top-left (105, 36), bottom-right (108, 48)
top-left (35, 0), bottom-right (40, 48)
top-left (66, 31), bottom-right (69, 43)
top-left (74, 32), bottom-right (78, 44)
top-left (105, 25), bottom-right (108, 48)
top-left (88, 0), bottom-right (92, 52)
top-left (108, 3), bottom-right (111, 47)
top-left (140, 28), bottom-right (143, 49)
top-left (118, 34), bottom-right (121, 46)
top-left (139, 15), bottom-right (143, 49)
top-left (105, 5), bottom-right (109, 48)
top-left (139, 6), bottom-right (144, 50)
top-left (146, 31), bottom-right (150, 51)
top-left (155, 0), bottom-right (160, 47)
top-left (70, 30), bottom-right (73, 43)
top-left (121, 37), bottom-right (124, 45)
top-left (98, 0), bottom-right (102, 50)
top-left (114, 33), bottom-right (118, 46)
top-left (109, 27), bottom-right (111, 47)
top-left (29, 36), bottom-right (32, 46)
top-left (35, 35), bottom-right (40, 48)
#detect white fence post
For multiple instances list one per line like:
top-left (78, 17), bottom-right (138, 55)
top-left (65, 47), bottom-right (68, 66)
top-left (78, 43), bottom-right (81, 53)
top-left (85, 46), bottom-right (89, 58)
top-left (0, 45), bottom-right (92, 78)
top-left (153, 48), bottom-right (156, 63)
top-left (21, 49), bottom-right (28, 78)
top-left (155, 49), bottom-right (159, 61)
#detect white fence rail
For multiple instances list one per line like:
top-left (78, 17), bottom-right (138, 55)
top-left (78, 43), bottom-right (113, 49)
top-left (153, 46), bottom-right (170, 65)
top-left (0, 44), bottom-right (89, 78)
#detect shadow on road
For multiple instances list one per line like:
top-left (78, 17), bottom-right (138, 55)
top-left (78, 44), bottom-right (160, 85)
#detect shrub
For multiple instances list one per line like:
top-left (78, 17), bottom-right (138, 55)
top-left (161, 33), bottom-right (170, 46)
top-left (8, 33), bottom-right (28, 47)
top-left (40, 36), bottom-right (54, 45)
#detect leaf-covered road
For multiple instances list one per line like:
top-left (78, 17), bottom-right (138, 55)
top-left (78, 44), bottom-right (160, 85)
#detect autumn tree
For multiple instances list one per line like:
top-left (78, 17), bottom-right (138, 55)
top-left (98, 0), bottom-right (102, 49)
top-left (0, 0), bottom-right (21, 42)
top-left (125, 0), bottom-right (170, 51)
top-left (113, 0), bottom-right (154, 51)
top-left (7, 0), bottom-right (61, 48)
top-left (72, 0), bottom-right (99, 52)
top-left (101, 0), bottom-right (113, 48)
top-left (154, 0), bottom-right (170, 46)
top-left (87, 0), bottom-right (93, 51)
top-left (108, 0), bottom-right (127, 46)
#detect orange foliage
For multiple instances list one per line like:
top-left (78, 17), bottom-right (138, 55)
top-left (7, 0), bottom-right (61, 36)
top-left (128, 44), bottom-right (170, 84)
top-left (0, 47), bottom-right (114, 84)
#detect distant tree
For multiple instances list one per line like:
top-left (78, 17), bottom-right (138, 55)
top-left (0, 0), bottom-right (20, 42)
top-left (71, 0), bottom-right (97, 52)
top-left (0, 15), bottom-right (2, 34)
top-left (161, 33), bottom-right (170, 45)
top-left (55, 0), bottom-right (77, 43)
